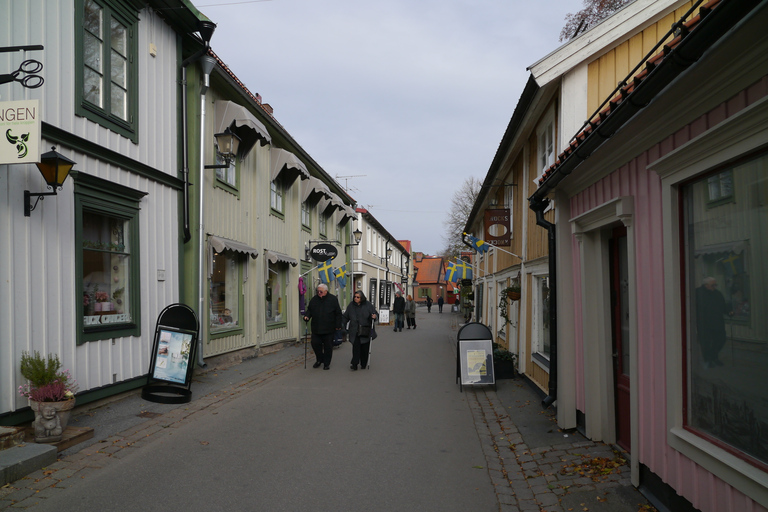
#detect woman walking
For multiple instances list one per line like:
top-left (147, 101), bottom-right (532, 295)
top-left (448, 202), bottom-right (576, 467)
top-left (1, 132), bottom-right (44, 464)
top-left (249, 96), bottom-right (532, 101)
top-left (343, 290), bottom-right (377, 370)
top-left (405, 294), bottom-right (416, 329)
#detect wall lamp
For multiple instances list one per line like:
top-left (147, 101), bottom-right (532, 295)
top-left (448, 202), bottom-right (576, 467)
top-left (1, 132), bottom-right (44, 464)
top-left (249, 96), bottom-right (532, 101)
top-left (24, 147), bottom-right (75, 216)
top-left (380, 247), bottom-right (393, 264)
top-left (345, 228), bottom-right (363, 248)
top-left (204, 127), bottom-right (241, 169)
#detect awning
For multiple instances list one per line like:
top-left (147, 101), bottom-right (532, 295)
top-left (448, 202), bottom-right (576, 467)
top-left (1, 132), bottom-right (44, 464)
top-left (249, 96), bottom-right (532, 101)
top-left (301, 176), bottom-right (332, 203)
top-left (338, 203), bottom-right (357, 225)
top-left (318, 193), bottom-right (344, 214)
top-left (215, 100), bottom-right (271, 159)
top-left (265, 249), bottom-right (299, 267)
top-left (694, 241), bottom-right (746, 257)
top-left (270, 148), bottom-right (310, 185)
top-left (209, 235), bottom-right (259, 258)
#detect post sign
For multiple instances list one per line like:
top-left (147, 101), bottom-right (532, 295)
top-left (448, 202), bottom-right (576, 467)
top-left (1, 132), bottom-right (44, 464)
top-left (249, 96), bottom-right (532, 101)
top-left (456, 322), bottom-right (495, 391)
top-left (151, 328), bottom-right (194, 384)
top-left (309, 243), bottom-right (338, 262)
top-left (0, 100), bottom-right (41, 165)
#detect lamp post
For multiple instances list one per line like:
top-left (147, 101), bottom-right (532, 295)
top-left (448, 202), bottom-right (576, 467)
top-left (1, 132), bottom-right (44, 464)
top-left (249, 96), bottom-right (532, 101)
top-left (381, 245), bottom-right (393, 307)
top-left (345, 227), bottom-right (363, 293)
top-left (24, 147), bottom-right (75, 216)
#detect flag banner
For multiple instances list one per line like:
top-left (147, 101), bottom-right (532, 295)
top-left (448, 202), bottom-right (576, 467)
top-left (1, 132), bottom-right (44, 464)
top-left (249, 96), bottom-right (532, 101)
top-left (333, 264), bottom-right (347, 288)
top-left (445, 261), bottom-right (458, 282)
top-left (465, 233), bottom-right (490, 253)
top-left (445, 259), bottom-right (473, 283)
top-left (318, 259), bottom-right (335, 284)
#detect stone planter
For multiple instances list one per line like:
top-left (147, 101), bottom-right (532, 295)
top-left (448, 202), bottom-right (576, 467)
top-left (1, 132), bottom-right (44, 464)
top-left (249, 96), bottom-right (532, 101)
top-left (494, 359), bottom-right (517, 380)
top-left (30, 399), bottom-right (75, 443)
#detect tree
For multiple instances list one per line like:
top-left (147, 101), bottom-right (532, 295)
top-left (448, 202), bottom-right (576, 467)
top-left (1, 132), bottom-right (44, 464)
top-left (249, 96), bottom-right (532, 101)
top-left (441, 176), bottom-right (482, 259)
top-left (560, 0), bottom-right (634, 42)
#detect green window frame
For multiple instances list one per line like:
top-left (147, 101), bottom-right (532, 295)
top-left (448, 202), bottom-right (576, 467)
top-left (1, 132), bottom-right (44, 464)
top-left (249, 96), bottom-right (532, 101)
top-left (270, 180), bottom-right (283, 216)
top-left (209, 250), bottom-right (244, 338)
top-left (75, 0), bottom-right (139, 142)
top-left (301, 201), bottom-right (311, 230)
top-left (319, 211), bottom-right (328, 237)
top-left (74, 172), bottom-right (145, 344)
top-left (266, 261), bottom-right (288, 328)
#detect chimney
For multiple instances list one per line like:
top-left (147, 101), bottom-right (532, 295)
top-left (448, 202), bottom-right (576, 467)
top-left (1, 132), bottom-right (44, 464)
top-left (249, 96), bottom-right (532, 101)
top-left (262, 103), bottom-right (273, 115)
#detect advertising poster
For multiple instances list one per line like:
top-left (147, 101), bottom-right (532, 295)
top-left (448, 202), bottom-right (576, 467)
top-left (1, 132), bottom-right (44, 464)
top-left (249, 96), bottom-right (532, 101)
top-left (459, 339), bottom-right (495, 385)
top-left (152, 329), bottom-right (193, 384)
top-left (0, 100), bottom-right (41, 165)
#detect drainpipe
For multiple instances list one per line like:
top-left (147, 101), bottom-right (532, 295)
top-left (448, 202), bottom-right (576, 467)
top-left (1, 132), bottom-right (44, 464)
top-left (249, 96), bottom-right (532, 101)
top-left (532, 198), bottom-right (557, 409)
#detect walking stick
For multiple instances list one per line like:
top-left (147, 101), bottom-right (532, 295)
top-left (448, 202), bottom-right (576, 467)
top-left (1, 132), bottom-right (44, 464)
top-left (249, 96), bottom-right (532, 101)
top-left (367, 317), bottom-right (374, 369)
top-left (304, 319), bottom-right (308, 369)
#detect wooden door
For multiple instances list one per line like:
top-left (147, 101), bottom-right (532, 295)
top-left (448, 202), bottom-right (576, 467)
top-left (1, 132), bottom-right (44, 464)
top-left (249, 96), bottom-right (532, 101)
top-left (609, 226), bottom-right (631, 452)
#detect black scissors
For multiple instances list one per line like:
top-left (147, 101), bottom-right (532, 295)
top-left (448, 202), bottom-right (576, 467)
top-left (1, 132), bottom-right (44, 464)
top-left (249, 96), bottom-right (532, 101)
top-left (0, 59), bottom-right (44, 89)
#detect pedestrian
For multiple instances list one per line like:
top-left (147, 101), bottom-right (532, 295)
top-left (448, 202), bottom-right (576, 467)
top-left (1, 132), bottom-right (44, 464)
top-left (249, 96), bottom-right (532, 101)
top-left (393, 291), bottom-right (405, 332)
top-left (695, 277), bottom-right (733, 368)
top-left (405, 294), bottom-right (416, 329)
top-left (303, 283), bottom-right (342, 370)
top-left (343, 290), bottom-right (377, 370)
top-left (437, 295), bottom-right (444, 313)
top-left (426, 295), bottom-right (433, 313)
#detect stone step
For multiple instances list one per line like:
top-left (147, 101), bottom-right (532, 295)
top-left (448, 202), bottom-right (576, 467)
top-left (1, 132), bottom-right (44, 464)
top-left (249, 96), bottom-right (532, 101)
top-left (0, 426), bottom-right (25, 451)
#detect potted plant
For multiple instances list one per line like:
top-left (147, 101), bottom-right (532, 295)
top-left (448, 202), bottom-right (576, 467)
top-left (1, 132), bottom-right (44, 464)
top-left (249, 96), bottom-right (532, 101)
top-left (498, 282), bottom-right (521, 324)
top-left (19, 351), bottom-right (78, 443)
top-left (492, 343), bottom-right (517, 379)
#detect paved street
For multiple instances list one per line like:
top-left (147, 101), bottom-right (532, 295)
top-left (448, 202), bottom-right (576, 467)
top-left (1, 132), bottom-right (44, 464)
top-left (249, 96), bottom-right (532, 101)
top-left (1, 308), bottom-right (653, 512)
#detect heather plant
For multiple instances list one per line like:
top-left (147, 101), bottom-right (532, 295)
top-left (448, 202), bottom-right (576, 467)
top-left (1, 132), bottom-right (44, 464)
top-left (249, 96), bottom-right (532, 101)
top-left (19, 351), bottom-right (78, 402)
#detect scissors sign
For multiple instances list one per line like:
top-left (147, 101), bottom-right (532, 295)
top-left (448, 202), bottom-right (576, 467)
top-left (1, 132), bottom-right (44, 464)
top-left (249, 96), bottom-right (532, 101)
top-left (0, 59), bottom-right (44, 89)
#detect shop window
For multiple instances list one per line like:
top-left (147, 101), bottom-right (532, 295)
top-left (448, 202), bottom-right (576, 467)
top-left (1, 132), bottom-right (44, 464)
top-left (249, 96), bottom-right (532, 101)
top-left (683, 151), bottom-right (767, 467)
top-left (532, 275), bottom-right (551, 363)
top-left (76, 0), bottom-right (138, 142)
top-left (319, 211), bottom-right (327, 237)
top-left (214, 142), bottom-right (238, 192)
top-left (75, 173), bottom-right (144, 343)
top-left (209, 251), bottom-right (242, 334)
top-left (266, 262), bottom-right (287, 326)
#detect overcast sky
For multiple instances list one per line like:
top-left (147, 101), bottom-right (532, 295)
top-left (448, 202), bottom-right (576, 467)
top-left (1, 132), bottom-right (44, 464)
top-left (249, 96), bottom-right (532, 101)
top-left (197, 0), bottom-right (579, 255)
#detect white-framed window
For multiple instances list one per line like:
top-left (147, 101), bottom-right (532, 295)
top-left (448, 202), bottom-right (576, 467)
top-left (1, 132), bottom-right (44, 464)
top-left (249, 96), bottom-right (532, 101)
top-left (505, 182), bottom-right (514, 240)
top-left (651, 98), bottom-right (768, 500)
top-left (301, 201), bottom-right (311, 228)
top-left (266, 261), bottom-right (287, 326)
top-left (366, 226), bottom-right (372, 253)
top-left (209, 251), bottom-right (242, 334)
top-left (319, 211), bottom-right (327, 237)
top-left (532, 274), bottom-right (551, 362)
top-left (270, 180), bottom-right (283, 213)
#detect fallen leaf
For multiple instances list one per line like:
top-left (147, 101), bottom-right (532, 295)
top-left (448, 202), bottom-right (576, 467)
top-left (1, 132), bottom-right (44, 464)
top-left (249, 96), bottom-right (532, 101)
top-left (200, 441), bottom-right (209, 445)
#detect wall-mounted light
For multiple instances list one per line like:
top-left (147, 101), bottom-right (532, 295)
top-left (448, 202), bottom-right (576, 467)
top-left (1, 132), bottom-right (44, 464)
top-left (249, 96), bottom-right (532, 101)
top-left (380, 247), bottom-right (393, 264)
top-left (204, 127), bottom-right (241, 169)
top-left (24, 147), bottom-right (75, 216)
top-left (345, 228), bottom-right (362, 248)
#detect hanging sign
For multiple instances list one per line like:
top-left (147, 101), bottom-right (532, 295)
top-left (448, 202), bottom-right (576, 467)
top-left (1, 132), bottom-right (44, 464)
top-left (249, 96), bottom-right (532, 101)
top-left (484, 208), bottom-right (511, 246)
top-left (0, 100), bottom-right (41, 165)
top-left (309, 243), bottom-right (338, 262)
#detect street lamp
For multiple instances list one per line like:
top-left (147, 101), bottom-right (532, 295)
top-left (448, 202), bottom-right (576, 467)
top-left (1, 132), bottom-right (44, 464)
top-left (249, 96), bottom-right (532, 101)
top-left (345, 227), bottom-right (362, 250)
top-left (24, 147), bottom-right (75, 216)
top-left (204, 127), bottom-right (241, 169)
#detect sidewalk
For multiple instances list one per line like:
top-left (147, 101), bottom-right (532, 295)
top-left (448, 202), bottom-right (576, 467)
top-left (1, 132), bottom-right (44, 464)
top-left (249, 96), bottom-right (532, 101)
top-left (0, 309), bottom-right (655, 512)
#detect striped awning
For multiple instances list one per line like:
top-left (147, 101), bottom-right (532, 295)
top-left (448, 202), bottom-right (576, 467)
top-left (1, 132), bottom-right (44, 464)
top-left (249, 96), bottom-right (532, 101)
top-left (215, 100), bottom-right (271, 159)
top-left (270, 148), bottom-right (310, 184)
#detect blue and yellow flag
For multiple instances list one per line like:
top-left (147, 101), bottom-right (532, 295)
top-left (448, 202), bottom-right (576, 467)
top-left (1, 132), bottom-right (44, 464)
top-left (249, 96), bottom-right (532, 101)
top-left (445, 259), bottom-right (472, 283)
top-left (333, 264), bottom-right (347, 288)
top-left (318, 259), bottom-right (335, 284)
top-left (466, 233), bottom-right (490, 253)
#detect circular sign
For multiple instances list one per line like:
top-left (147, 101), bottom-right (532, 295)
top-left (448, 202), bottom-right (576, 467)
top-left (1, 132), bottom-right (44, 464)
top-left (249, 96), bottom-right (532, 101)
top-left (309, 243), bottom-right (338, 262)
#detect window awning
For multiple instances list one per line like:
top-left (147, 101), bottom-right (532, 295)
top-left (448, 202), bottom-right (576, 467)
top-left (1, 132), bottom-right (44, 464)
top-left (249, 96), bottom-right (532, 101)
top-left (270, 148), bottom-right (310, 185)
top-left (301, 176), bottom-right (332, 203)
top-left (318, 193), bottom-right (344, 214)
top-left (338, 203), bottom-right (357, 225)
top-left (265, 249), bottom-right (299, 267)
top-left (215, 100), bottom-right (271, 159)
top-left (694, 241), bottom-right (746, 257)
top-left (209, 235), bottom-right (259, 258)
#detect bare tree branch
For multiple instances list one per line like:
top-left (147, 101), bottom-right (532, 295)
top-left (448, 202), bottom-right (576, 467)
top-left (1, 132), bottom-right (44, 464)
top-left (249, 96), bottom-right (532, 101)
top-left (441, 176), bottom-right (483, 259)
top-left (560, 0), bottom-right (634, 41)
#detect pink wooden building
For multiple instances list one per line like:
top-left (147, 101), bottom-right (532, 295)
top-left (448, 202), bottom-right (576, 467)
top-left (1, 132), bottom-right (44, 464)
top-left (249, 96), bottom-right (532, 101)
top-left (529, 1), bottom-right (767, 511)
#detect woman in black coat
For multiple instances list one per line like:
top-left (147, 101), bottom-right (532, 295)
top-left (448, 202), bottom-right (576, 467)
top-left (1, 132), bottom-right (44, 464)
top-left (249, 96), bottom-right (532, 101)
top-left (343, 290), bottom-right (377, 370)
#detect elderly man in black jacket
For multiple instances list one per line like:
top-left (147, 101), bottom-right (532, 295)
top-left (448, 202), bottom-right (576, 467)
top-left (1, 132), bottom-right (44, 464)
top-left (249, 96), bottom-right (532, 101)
top-left (392, 291), bottom-right (406, 332)
top-left (304, 283), bottom-right (343, 370)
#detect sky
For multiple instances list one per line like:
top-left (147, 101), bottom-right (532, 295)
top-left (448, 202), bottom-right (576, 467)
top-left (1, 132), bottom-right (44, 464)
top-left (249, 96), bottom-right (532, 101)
top-left (195, 0), bottom-right (580, 255)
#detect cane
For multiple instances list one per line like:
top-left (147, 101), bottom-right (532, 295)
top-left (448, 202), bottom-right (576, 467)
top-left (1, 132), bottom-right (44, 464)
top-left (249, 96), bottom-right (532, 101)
top-left (367, 317), bottom-right (374, 369)
top-left (304, 319), bottom-right (309, 369)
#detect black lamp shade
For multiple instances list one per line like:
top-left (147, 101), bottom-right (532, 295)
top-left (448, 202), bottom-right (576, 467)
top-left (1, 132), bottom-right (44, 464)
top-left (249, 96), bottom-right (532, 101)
top-left (214, 127), bottom-right (241, 160)
top-left (353, 228), bottom-right (362, 244)
top-left (35, 148), bottom-right (75, 188)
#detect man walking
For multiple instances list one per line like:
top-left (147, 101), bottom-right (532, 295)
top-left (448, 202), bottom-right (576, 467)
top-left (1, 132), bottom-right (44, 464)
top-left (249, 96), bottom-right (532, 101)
top-left (304, 283), bottom-right (342, 370)
top-left (393, 291), bottom-right (405, 332)
top-left (437, 295), bottom-right (444, 313)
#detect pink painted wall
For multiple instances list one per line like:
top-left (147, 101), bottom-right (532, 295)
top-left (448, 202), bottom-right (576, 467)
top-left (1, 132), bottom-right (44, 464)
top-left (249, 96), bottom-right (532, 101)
top-left (567, 76), bottom-right (768, 512)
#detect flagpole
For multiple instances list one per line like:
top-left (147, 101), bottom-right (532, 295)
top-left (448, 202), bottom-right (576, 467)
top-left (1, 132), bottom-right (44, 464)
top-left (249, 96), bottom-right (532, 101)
top-left (300, 265), bottom-right (320, 278)
top-left (490, 245), bottom-right (522, 260)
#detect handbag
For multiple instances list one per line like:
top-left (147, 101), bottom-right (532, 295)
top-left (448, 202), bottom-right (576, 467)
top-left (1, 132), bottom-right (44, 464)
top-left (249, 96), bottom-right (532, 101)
top-left (357, 324), bottom-right (372, 337)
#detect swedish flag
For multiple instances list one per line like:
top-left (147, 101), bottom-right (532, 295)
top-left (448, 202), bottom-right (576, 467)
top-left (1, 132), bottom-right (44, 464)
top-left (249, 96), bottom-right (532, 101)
top-left (445, 259), bottom-right (472, 283)
top-left (333, 264), bottom-right (347, 288)
top-left (318, 260), bottom-right (335, 284)
top-left (466, 233), bottom-right (490, 253)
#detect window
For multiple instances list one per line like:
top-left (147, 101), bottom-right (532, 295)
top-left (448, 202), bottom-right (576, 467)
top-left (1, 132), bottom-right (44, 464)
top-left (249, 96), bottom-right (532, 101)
top-left (336, 223), bottom-right (342, 245)
top-left (270, 180), bottom-right (283, 213)
top-left (319, 211), bottom-right (327, 237)
top-left (75, 172), bottom-right (145, 343)
top-left (683, 151), bottom-right (766, 467)
top-left (301, 201), bottom-right (311, 229)
top-left (366, 226), bottom-right (372, 253)
top-left (534, 105), bottom-right (556, 212)
top-left (209, 251), bottom-right (241, 333)
top-left (76, 0), bottom-right (138, 141)
top-left (214, 142), bottom-right (237, 190)
top-left (532, 275), bottom-right (551, 362)
top-left (706, 170), bottom-right (734, 205)
top-left (266, 262), bottom-right (287, 326)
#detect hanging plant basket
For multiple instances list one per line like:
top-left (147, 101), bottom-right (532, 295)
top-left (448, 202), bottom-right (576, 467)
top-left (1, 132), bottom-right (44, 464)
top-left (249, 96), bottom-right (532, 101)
top-left (506, 290), bottom-right (521, 301)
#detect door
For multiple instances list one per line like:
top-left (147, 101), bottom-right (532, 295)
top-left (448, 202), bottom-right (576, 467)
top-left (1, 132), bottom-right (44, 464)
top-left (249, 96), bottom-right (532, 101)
top-left (609, 226), bottom-right (630, 451)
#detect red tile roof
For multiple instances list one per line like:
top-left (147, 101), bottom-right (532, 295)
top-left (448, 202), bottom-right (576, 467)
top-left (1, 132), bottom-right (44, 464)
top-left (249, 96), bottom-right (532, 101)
top-left (413, 257), bottom-right (445, 284)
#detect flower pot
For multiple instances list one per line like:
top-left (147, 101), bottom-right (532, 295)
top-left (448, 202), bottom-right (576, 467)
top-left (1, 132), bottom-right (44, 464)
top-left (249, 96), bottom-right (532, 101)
top-left (30, 399), bottom-right (75, 443)
top-left (493, 359), bottom-right (517, 380)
